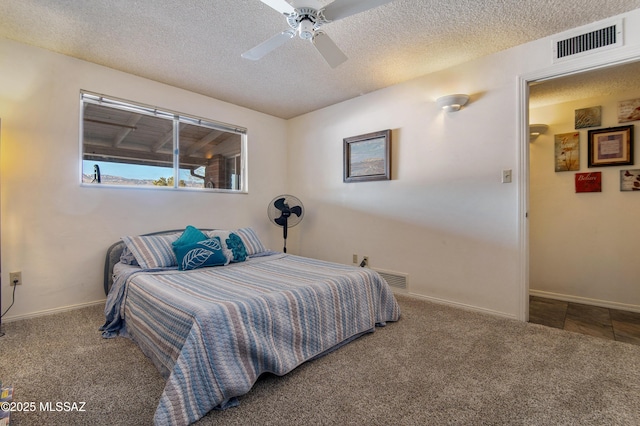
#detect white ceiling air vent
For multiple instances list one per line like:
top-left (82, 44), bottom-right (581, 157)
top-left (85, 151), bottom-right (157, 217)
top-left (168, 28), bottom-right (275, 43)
top-left (553, 18), bottom-right (623, 62)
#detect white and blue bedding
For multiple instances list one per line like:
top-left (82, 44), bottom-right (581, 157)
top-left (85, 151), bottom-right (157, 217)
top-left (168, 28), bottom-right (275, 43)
top-left (102, 252), bottom-right (400, 425)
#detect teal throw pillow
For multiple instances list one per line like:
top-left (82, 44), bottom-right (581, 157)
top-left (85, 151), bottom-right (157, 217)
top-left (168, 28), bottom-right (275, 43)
top-left (174, 237), bottom-right (229, 271)
top-left (173, 225), bottom-right (208, 249)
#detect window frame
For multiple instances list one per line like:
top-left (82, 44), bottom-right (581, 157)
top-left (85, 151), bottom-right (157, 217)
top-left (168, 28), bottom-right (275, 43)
top-left (79, 90), bottom-right (248, 193)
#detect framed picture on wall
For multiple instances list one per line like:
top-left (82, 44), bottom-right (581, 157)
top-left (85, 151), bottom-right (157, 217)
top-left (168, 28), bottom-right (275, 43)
top-left (620, 169), bottom-right (640, 191)
top-left (343, 129), bottom-right (391, 182)
top-left (587, 125), bottom-right (634, 167)
top-left (554, 132), bottom-right (580, 172)
top-left (617, 98), bottom-right (640, 123)
top-left (575, 172), bottom-right (601, 193)
top-left (575, 106), bottom-right (601, 129)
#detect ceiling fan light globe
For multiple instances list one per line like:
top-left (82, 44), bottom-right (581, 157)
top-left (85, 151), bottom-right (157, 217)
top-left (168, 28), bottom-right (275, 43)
top-left (298, 20), bottom-right (314, 39)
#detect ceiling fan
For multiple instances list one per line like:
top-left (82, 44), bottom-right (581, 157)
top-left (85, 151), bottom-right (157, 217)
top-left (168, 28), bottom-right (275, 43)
top-left (242, 0), bottom-right (395, 68)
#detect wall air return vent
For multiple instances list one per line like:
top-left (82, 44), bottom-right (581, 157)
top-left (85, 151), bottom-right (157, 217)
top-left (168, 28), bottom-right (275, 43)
top-left (553, 19), bottom-right (623, 62)
top-left (373, 268), bottom-right (408, 292)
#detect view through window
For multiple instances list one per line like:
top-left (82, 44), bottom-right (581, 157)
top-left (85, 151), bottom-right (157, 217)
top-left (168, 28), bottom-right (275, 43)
top-left (81, 92), bottom-right (247, 191)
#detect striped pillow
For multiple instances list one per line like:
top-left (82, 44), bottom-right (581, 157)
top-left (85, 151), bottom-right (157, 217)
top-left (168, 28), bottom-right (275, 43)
top-left (122, 233), bottom-right (180, 269)
top-left (235, 227), bottom-right (267, 256)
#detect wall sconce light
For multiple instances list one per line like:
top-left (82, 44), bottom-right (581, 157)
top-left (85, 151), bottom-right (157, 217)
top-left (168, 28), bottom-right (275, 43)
top-left (529, 124), bottom-right (549, 140)
top-left (436, 94), bottom-right (469, 112)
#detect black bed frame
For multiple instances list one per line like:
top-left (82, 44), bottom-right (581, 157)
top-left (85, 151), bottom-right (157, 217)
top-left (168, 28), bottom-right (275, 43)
top-left (103, 229), bottom-right (214, 296)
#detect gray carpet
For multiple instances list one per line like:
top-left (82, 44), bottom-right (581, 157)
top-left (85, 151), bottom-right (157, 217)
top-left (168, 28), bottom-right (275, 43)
top-left (1, 294), bottom-right (639, 425)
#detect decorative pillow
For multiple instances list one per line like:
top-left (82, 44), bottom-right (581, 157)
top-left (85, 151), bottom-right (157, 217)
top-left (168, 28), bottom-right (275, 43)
top-left (173, 225), bottom-right (208, 249)
top-left (174, 237), bottom-right (229, 271)
top-left (226, 233), bottom-right (247, 262)
top-left (119, 246), bottom-right (139, 266)
top-left (235, 227), bottom-right (267, 256)
top-left (205, 230), bottom-right (247, 263)
top-left (121, 233), bottom-right (180, 269)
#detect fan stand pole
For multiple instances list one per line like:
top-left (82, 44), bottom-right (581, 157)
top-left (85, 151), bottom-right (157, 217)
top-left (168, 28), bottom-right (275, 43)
top-left (283, 224), bottom-right (288, 253)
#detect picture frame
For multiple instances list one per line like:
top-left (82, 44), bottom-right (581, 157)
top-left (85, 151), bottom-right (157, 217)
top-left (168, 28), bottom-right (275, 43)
top-left (554, 132), bottom-right (580, 172)
top-left (587, 125), bottom-right (634, 167)
top-left (575, 106), bottom-right (601, 129)
top-left (343, 129), bottom-right (391, 182)
top-left (617, 98), bottom-right (640, 123)
top-left (575, 172), bottom-right (601, 193)
top-left (620, 169), bottom-right (640, 191)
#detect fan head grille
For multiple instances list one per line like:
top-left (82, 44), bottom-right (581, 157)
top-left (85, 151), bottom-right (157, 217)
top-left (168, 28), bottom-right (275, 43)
top-left (268, 194), bottom-right (304, 228)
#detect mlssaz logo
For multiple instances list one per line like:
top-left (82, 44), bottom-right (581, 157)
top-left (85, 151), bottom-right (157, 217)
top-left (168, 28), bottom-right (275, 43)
top-left (39, 401), bottom-right (87, 412)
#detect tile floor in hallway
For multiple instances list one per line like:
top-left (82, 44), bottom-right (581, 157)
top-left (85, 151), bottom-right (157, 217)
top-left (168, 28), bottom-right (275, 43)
top-left (529, 295), bottom-right (640, 346)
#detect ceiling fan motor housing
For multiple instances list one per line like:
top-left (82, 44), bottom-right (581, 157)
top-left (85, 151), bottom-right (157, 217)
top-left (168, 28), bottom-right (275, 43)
top-left (287, 7), bottom-right (325, 40)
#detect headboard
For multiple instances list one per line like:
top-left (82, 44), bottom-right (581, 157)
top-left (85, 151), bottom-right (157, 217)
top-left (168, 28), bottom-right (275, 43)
top-left (103, 229), bottom-right (213, 296)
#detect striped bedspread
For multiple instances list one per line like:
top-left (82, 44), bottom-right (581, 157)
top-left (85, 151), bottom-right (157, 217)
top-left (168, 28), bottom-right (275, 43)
top-left (103, 253), bottom-right (400, 425)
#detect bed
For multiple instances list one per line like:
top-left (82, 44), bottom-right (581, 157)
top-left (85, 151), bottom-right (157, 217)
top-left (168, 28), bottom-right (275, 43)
top-left (101, 227), bottom-right (401, 425)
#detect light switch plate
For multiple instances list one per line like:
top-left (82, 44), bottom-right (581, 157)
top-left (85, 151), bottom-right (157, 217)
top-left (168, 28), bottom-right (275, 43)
top-left (502, 169), bottom-right (512, 183)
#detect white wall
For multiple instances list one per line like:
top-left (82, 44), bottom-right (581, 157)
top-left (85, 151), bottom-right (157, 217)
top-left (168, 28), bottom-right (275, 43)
top-left (530, 93), bottom-right (640, 310)
top-left (0, 39), bottom-right (288, 320)
top-left (287, 10), bottom-right (640, 319)
top-left (287, 58), bottom-right (523, 318)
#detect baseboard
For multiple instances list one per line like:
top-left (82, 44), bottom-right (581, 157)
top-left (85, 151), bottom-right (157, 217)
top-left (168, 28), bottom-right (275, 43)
top-left (530, 289), bottom-right (640, 313)
top-left (1, 299), bottom-right (106, 323)
top-left (405, 292), bottom-right (519, 320)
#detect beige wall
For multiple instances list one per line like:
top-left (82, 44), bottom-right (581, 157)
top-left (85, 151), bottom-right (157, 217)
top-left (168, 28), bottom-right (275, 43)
top-left (0, 39), bottom-right (288, 320)
top-left (530, 93), bottom-right (640, 311)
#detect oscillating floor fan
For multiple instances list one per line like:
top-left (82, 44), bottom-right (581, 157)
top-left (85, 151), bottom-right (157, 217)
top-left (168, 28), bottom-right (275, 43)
top-left (268, 195), bottom-right (304, 253)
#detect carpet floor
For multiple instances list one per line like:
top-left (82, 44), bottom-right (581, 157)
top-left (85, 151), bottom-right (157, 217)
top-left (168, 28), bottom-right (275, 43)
top-left (1, 294), bottom-right (639, 425)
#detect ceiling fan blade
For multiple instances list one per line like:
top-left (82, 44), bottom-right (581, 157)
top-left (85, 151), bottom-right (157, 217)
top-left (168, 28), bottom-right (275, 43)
top-left (241, 30), bottom-right (295, 61)
top-left (260, 0), bottom-right (295, 15)
top-left (312, 32), bottom-right (348, 68)
top-left (322, 0), bottom-right (395, 22)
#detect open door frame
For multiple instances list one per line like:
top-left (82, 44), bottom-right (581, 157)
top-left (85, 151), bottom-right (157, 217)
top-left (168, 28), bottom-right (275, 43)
top-left (516, 45), bottom-right (640, 322)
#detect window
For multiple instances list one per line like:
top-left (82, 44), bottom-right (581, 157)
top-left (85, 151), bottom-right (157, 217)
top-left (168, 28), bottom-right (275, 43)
top-left (80, 91), bottom-right (247, 192)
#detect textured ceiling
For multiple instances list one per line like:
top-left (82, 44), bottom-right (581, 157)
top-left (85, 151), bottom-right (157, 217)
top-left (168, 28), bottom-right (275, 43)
top-left (529, 61), bottom-right (640, 109)
top-left (1, 0), bottom-right (640, 119)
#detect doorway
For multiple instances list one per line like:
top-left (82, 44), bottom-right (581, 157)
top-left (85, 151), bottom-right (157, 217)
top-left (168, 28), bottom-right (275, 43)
top-left (522, 61), bottom-right (640, 339)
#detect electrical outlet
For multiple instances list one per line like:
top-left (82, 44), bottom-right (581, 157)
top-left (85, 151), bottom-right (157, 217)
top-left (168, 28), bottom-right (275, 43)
top-left (9, 271), bottom-right (22, 286)
top-left (352, 254), bottom-right (358, 264)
